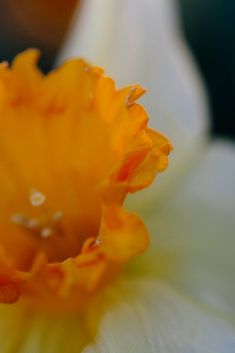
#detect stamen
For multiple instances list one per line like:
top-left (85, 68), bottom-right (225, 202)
top-left (11, 193), bottom-right (62, 239)
top-left (11, 214), bottom-right (40, 230)
top-left (52, 211), bottom-right (63, 222)
top-left (30, 189), bottom-right (46, 207)
top-left (11, 213), bottom-right (26, 225)
top-left (40, 227), bottom-right (53, 238)
top-left (25, 218), bottom-right (39, 229)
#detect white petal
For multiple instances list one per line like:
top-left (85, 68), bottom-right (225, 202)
top-left (135, 141), bottom-right (235, 319)
top-left (83, 277), bottom-right (235, 353)
top-left (59, 0), bottom-right (209, 202)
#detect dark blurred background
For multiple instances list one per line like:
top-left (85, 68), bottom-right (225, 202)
top-left (179, 0), bottom-right (235, 140)
top-left (0, 0), bottom-right (234, 140)
top-left (0, 0), bottom-right (79, 72)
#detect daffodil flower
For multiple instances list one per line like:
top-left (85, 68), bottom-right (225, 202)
top-left (61, 0), bottom-right (235, 351)
top-left (0, 47), bottom-right (172, 350)
top-left (0, 2), bottom-right (234, 353)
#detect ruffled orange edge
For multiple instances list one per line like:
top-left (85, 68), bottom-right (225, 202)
top-left (0, 50), bottom-right (172, 311)
top-left (0, 206), bottom-right (148, 311)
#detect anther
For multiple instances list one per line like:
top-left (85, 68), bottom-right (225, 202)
top-left (52, 211), bottom-right (63, 222)
top-left (30, 189), bottom-right (46, 207)
top-left (25, 218), bottom-right (39, 229)
top-left (40, 227), bottom-right (53, 238)
top-left (11, 214), bottom-right (26, 225)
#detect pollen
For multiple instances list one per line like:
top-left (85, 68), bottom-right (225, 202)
top-left (25, 218), bottom-right (39, 230)
top-left (29, 189), bottom-right (46, 207)
top-left (52, 211), bottom-right (63, 222)
top-left (0, 49), bottom-right (172, 312)
top-left (40, 227), bottom-right (53, 238)
top-left (11, 214), bottom-right (27, 226)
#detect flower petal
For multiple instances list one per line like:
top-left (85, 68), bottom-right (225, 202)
top-left (60, 0), bottom-right (209, 203)
top-left (0, 303), bottom-right (90, 353)
top-left (83, 277), bottom-right (235, 353)
top-left (137, 141), bottom-right (235, 320)
top-left (0, 279), bottom-right (234, 353)
top-left (0, 51), bottom-right (171, 309)
top-left (98, 206), bottom-right (149, 262)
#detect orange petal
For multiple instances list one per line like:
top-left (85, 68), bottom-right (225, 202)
top-left (99, 206), bottom-right (149, 262)
top-left (146, 128), bottom-right (173, 155)
top-left (0, 281), bottom-right (20, 304)
top-left (123, 84), bottom-right (146, 107)
top-left (0, 50), bottom-right (172, 311)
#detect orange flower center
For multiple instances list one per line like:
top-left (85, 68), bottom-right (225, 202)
top-left (0, 50), bottom-right (172, 311)
top-left (9, 186), bottom-right (101, 266)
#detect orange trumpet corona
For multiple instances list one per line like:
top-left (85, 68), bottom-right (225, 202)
top-left (0, 50), bottom-right (172, 311)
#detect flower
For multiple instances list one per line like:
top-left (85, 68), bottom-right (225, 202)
top-left (0, 1), bottom-right (235, 353)
top-left (59, 0), bottom-right (235, 351)
top-left (0, 49), bottom-right (171, 313)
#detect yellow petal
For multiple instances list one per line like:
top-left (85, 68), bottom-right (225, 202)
top-left (0, 277), bottom-right (234, 353)
top-left (0, 302), bottom-right (90, 353)
top-left (98, 206), bottom-right (149, 262)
